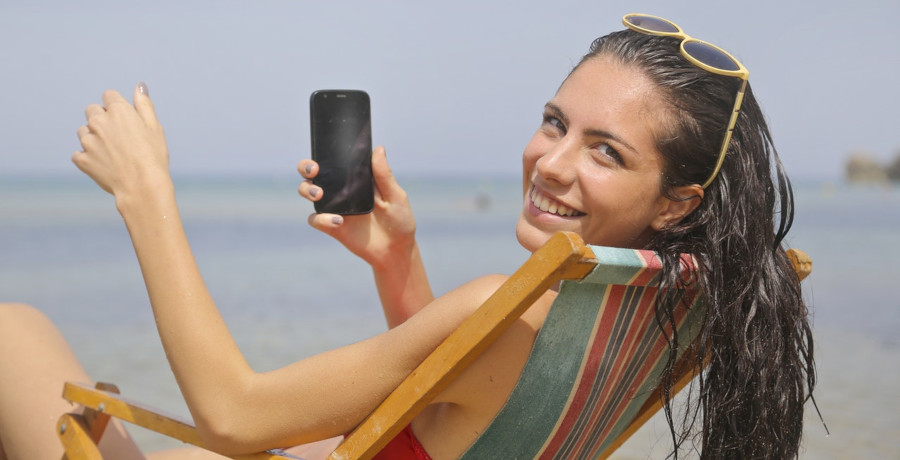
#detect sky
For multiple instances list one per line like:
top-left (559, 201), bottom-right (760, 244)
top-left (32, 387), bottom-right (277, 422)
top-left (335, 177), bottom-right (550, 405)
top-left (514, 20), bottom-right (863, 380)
top-left (1, 0), bottom-right (898, 181)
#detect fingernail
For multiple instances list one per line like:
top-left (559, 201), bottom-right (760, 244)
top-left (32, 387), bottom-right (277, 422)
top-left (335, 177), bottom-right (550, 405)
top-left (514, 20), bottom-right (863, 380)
top-left (308, 187), bottom-right (319, 198)
top-left (331, 216), bottom-right (343, 225)
top-left (138, 82), bottom-right (149, 96)
top-left (304, 164), bottom-right (313, 174)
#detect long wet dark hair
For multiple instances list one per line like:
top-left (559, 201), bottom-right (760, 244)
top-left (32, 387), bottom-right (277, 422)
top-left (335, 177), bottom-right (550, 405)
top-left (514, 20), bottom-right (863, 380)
top-left (580, 30), bottom-right (816, 458)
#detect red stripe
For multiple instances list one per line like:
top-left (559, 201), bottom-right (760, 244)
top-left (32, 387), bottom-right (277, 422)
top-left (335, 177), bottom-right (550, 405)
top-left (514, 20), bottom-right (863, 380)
top-left (538, 283), bottom-right (698, 458)
top-left (630, 250), bottom-right (661, 285)
top-left (569, 287), bottom-right (660, 455)
top-left (537, 286), bottom-right (622, 459)
top-left (588, 291), bottom-right (687, 453)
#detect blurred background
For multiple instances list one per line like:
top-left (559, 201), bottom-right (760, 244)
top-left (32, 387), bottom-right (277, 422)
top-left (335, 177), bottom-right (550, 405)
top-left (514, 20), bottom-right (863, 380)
top-left (2, 1), bottom-right (898, 458)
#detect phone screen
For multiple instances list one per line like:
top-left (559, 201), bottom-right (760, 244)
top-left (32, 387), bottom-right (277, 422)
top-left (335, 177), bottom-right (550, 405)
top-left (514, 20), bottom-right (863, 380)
top-left (309, 90), bottom-right (374, 215)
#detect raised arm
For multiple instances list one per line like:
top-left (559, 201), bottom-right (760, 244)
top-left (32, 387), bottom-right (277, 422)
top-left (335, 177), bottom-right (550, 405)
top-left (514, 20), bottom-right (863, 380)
top-left (299, 149), bottom-right (434, 327)
top-left (71, 85), bottom-right (486, 454)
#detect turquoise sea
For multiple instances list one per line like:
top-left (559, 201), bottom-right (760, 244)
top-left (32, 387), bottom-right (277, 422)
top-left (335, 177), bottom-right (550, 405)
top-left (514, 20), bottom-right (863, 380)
top-left (1, 175), bottom-right (897, 458)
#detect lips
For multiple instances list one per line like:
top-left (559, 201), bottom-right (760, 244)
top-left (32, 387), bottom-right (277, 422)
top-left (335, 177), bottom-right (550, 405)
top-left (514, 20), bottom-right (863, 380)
top-left (529, 186), bottom-right (585, 217)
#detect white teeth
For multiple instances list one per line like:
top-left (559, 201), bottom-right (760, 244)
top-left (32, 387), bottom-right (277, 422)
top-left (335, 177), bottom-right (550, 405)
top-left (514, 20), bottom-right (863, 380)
top-left (539, 197), bottom-right (550, 212)
top-left (530, 186), bottom-right (581, 217)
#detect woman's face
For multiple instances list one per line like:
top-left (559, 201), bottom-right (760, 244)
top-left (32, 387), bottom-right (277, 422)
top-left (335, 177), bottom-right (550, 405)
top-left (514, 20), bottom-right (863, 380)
top-left (516, 55), bottom-right (675, 251)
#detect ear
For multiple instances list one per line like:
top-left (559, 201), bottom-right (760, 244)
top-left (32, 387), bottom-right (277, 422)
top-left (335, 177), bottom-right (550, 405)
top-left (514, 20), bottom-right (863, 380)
top-left (651, 184), bottom-right (704, 231)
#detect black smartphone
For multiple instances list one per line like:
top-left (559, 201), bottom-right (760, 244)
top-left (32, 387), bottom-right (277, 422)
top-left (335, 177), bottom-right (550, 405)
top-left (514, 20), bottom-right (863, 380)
top-left (309, 89), bottom-right (374, 215)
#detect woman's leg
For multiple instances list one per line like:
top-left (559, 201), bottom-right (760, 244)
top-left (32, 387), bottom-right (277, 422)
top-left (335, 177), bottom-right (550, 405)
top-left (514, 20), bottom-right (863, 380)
top-left (0, 303), bottom-right (143, 459)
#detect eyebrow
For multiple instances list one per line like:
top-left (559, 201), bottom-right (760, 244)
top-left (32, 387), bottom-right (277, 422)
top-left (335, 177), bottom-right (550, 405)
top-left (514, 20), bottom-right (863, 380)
top-left (544, 102), bottom-right (640, 155)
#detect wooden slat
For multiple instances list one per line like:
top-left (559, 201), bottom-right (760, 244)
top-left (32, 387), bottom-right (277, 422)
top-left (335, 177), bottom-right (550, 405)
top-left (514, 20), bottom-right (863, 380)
top-left (61, 382), bottom-right (289, 460)
top-left (58, 413), bottom-right (102, 460)
top-left (787, 248), bottom-right (812, 281)
top-left (83, 382), bottom-right (118, 444)
top-left (330, 232), bottom-right (597, 460)
top-left (63, 382), bottom-right (203, 446)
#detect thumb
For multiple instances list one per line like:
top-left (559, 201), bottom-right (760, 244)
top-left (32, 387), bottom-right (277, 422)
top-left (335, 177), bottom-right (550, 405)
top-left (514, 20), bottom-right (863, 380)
top-left (133, 82), bottom-right (159, 126)
top-left (371, 146), bottom-right (401, 201)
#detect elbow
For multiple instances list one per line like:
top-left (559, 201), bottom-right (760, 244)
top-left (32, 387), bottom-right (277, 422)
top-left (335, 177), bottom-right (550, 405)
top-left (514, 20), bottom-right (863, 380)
top-left (183, 373), bottom-right (273, 453)
top-left (189, 385), bottom-right (272, 455)
top-left (194, 411), bottom-right (246, 454)
top-left (194, 410), bottom-right (267, 455)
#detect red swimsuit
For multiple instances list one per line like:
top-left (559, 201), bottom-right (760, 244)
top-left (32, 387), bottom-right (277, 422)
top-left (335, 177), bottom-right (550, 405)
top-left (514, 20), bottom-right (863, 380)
top-left (371, 424), bottom-right (433, 460)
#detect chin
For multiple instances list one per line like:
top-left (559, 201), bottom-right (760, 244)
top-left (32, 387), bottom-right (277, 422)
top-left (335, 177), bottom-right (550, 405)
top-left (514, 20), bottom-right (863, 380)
top-left (515, 217), bottom-right (552, 253)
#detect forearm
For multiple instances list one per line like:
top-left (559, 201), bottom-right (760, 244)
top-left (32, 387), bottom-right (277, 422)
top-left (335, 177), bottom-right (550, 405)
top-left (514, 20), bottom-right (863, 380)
top-left (116, 182), bottom-right (253, 428)
top-left (372, 241), bottom-right (434, 328)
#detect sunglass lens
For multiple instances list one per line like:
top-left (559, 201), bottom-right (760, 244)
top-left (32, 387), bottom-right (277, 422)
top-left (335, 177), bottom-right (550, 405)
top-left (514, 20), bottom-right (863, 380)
top-left (627, 15), bottom-right (679, 33)
top-left (683, 41), bottom-right (740, 71)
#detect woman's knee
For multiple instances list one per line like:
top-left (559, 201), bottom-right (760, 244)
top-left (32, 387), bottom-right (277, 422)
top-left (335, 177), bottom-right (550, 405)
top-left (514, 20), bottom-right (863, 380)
top-left (0, 302), bottom-right (46, 320)
top-left (0, 303), bottom-right (57, 337)
top-left (0, 302), bottom-right (78, 369)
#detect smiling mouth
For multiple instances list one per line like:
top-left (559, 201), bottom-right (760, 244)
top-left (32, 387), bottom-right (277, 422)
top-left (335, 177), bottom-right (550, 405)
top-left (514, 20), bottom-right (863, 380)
top-left (529, 186), bottom-right (585, 217)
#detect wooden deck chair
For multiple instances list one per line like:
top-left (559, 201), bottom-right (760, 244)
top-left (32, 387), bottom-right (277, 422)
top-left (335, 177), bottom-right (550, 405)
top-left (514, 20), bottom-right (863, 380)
top-left (58, 231), bottom-right (812, 459)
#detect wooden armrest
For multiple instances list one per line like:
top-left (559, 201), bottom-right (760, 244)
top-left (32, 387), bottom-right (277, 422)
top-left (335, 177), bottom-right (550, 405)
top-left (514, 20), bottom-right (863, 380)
top-left (61, 382), bottom-right (291, 460)
top-left (786, 248), bottom-right (812, 281)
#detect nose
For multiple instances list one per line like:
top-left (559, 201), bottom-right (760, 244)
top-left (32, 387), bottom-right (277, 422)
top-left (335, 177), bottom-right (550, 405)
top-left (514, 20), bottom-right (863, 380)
top-left (535, 137), bottom-right (578, 186)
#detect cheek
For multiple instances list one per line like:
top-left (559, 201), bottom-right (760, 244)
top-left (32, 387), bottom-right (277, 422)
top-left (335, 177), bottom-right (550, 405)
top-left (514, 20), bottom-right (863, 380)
top-left (521, 134), bottom-right (543, 188)
top-left (522, 139), bottom-right (539, 170)
top-left (579, 192), bottom-right (659, 248)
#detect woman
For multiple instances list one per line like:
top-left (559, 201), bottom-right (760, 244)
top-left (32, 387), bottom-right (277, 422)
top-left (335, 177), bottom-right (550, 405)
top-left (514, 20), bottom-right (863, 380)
top-left (0, 15), bottom-right (815, 459)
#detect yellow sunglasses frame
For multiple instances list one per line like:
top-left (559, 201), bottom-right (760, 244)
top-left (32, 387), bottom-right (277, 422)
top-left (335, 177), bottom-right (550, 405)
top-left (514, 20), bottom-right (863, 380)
top-left (623, 13), bottom-right (750, 189)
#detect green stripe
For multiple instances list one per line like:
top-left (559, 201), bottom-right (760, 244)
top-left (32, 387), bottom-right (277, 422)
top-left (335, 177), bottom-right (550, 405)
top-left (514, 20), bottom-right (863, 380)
top-left (459, 281), bottom-right (610, 459)
top-left (581, 246), bottom-right (656, 286)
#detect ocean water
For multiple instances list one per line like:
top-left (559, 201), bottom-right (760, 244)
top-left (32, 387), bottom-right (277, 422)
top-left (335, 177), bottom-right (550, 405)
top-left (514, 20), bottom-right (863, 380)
top-left (1, 175), bottom-right (897, 458)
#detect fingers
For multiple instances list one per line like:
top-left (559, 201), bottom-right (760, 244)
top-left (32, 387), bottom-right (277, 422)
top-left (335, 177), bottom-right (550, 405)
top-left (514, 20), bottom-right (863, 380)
top-left (307, 212), bottom-right (344, 231)
top-left (297, 159), bottom-right (319, 179)
top-left (85, 84), bottom-right (157, 129)
top-left (297, 160), bottom-right (323, 201)
top-left (132, 82), bottom-right (159, 126)
top-left (297, 180), bottom-right (322, 202)
top-left (85, 84), bottom-right (151, 136)
top-left (371, 146), bottom-right (402, 201)
top-left (71, 150), bottom-right (112, 195)
top-left (84, 104), bottom-right (106, 136)
top-left (101, 89), bottom-right (128, 110)
top-left (84, 104), bottom-right (105, 122)
top-left (76, 125), bottom-right (93, 151)
top-left (74, 120), bottom-right (110, 194)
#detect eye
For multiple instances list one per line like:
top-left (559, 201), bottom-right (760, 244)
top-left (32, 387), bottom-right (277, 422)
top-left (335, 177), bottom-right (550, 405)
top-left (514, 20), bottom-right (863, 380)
top-left (541, 114), bottom-right (566, 136)
top-left (594, 143), bottom-right (624, 165)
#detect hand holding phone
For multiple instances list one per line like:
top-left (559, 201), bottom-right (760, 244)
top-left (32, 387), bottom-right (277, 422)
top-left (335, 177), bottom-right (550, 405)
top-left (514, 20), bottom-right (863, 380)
top-left (309, 89), bottom-right (374, 215)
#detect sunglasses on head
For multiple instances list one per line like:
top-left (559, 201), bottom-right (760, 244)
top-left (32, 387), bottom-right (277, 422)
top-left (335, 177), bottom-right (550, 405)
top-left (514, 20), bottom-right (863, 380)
top-left (623, 13), bottom-right (749, 189)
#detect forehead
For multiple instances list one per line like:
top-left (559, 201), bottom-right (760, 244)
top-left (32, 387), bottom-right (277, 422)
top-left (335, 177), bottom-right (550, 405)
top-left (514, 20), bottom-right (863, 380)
top-left (553, 56), bottom-right (670, 151)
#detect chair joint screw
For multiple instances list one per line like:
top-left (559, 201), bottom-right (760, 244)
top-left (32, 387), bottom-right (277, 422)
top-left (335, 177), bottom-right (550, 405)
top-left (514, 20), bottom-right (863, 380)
top-left (60, 422), bottom-right (67, 434)
top-left (98, 403), bottom-right (106, 412)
